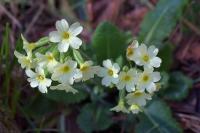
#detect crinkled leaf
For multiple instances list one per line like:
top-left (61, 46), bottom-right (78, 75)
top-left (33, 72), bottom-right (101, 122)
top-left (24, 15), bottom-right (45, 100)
top-left (139, 0), bottom-right (188, 47)
top-left (135, 98), bottom-right (183, 133)
top-left (123, 114), bottom-right (138, 133)
top-left (158, 43), bottom-right (174, 71)
top-left (159, 72), bottom-right (170, 91)
top-left (92, 22), bottom-right (127, 63)
top-left (24, 95), bottom-right (57, 118)
top-left (163, 72), bottom-right (192, 101)
top-left (77, 103), bottom-right (113, 133)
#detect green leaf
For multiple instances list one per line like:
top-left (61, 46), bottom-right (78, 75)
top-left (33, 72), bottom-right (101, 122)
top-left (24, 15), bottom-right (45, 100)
top-left (77, 103), bottom-right (113, 133)
top-left (24, 95), bottom-right (57, 118)
top-left (139, 0), bottom-right (188, 47)
top-left (36, 36), bottom-right (49, 46)
top-left (135, 99), bottom-right (183, 133)
top-left (73, 49), bottom-right (84, 64)
top-left (45, 85), bottom-right (88, 104)
top-left (115, 55), bottom-right (124, 68)
top-left (92, 22), bottom-right (127, 63)
top-left (1, 23), bottom-right (10, 65)
top-left (159, 72), bottom-right (170, 90)
top-left (158, 43), bottom-right (174, 71)
top-left (1, 23), bottom-right (11, 101)
top-left (15, 37), bottom-right (23, 53)
top-left (34, 44), bottom-right (56, 55)
top-left (163, 72), bottom-right (192, 101)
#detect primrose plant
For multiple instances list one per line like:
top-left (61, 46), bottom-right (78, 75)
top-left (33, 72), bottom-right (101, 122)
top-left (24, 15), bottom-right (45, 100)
top-left (14, 19), bottom-right (162, 114)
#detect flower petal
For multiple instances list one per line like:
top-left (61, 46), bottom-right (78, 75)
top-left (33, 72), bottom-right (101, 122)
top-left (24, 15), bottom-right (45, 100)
top-left (69, 22), bottom-right (83, 36)
top-left (112, 77), bottom-right (119, 84)
top-left (45, 79), bottom-right (52, 87)
top-left (103, 59), bottom-right (112, 68)
top-left (150, 57), bottom-right (161, 68)
top-left (38, 84), bottom-right (48, 93)
top-left (58, 40), bottom-right (69, 52)
top-left (50, 83), bottom-right (78, 94)
top-left (96, 67), bottom-right (106, 77)
top-left (152, 72), bottom-right (161, 82)
top-left (74, 69), bottom-right (83, 80)
top-left (128, 68), bottom-right (137, 75)
top-left (131, 40), bottom-right (139, 48)
top-left (25, 69), bottom-right (36, 77)
top-left (138, 43), bottom-right (147, 54)
top-left (126, 83), bottom-right (135, 92)
top-left (14, 51), bottom-right (23, 59)
top-left (36, 67), bottom-right (44, 75)
top-left (67, 60), bottom-right (77, 68)
top-left (148, 45), bottom-right (158, 57)
top-left (117, 82), bottom-right (125, 90)
top-left (56, 19), bottom-right (69, 32)
top-left (102, 76), bottom-right (111, 86)
top-left (68, 77), bottom-right (75, 85)
top-left (69, 36), bottom-right (82, 49)
top-left (113, 63), bottom-right (120, 72)
top-left (49, 31), bottom-right (61, 42)
top-left (86, 61), bottom-right (93, 66)
top-left (21, 34), bottom-right (29, 45)
top-left (146, 83), bottom-right (156, 93)
top-left (30, 79), bottom-right (38, 88)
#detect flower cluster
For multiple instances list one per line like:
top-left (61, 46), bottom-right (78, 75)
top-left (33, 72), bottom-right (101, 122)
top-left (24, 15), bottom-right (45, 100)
top-left (15, 19), bottom-right (94, 94)
top-left (14, 19), bottom-right (162, 114)
top-left (109, 40), bottom-right (161, 114)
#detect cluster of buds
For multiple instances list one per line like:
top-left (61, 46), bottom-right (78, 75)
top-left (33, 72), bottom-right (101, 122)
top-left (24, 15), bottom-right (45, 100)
top-left (14, 19), bottom-right (162, 114)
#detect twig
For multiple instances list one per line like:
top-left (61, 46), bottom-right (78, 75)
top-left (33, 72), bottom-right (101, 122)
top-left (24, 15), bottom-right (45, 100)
top-left (24, 128), bottom-right (60, 133)
top-left (176, 113), bottom-right (200, 133)
top-left (17, 103), bottom-right (36, 129)
top-left (25, 5), bottom-right (44, 36)
top-left (182, 18), bottom-right (200, 36)
top-left (59, 113), bottom-right (66, 133)
top-left (140, 0), bottom-right (154, 10)
top-left (0, 4), bottom-right (21, 28)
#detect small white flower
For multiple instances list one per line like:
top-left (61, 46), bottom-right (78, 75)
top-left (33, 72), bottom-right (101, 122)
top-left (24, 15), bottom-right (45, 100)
top-left (74, 69), bottom-right (83, 83)
top-left (97, 59), bottom-right (120, 87)
top-left (49, 19), bottom-right (83, 53)
top-left (110, 100), bottom-right (129, 113)
top-left (79, 61), bottom-right (98, 81)
top-left (129, 104), bottom-right (141, 114)
top-left (126, 91), bottom-right (151, 106)
top-left (36, 52), bottom-right (58, 72)
top-left (134, 44), bottom-right (161, 68)
top-left (50, 83), bottom-right (78, 94)
top-left (51, 59), bottom-right (82, 84)
top-left (21, 34), bottom-right (38, 52)
top-left (14, 51), bottom-right (34, 69)
top-left (137, 67), bottom-right (161, 93)
top-left (25, 67), bottom-right (52, 93)
top-left (126, 40), bottom-right (139, 61)
top-left (117, 69), bottom-right (137, 92)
